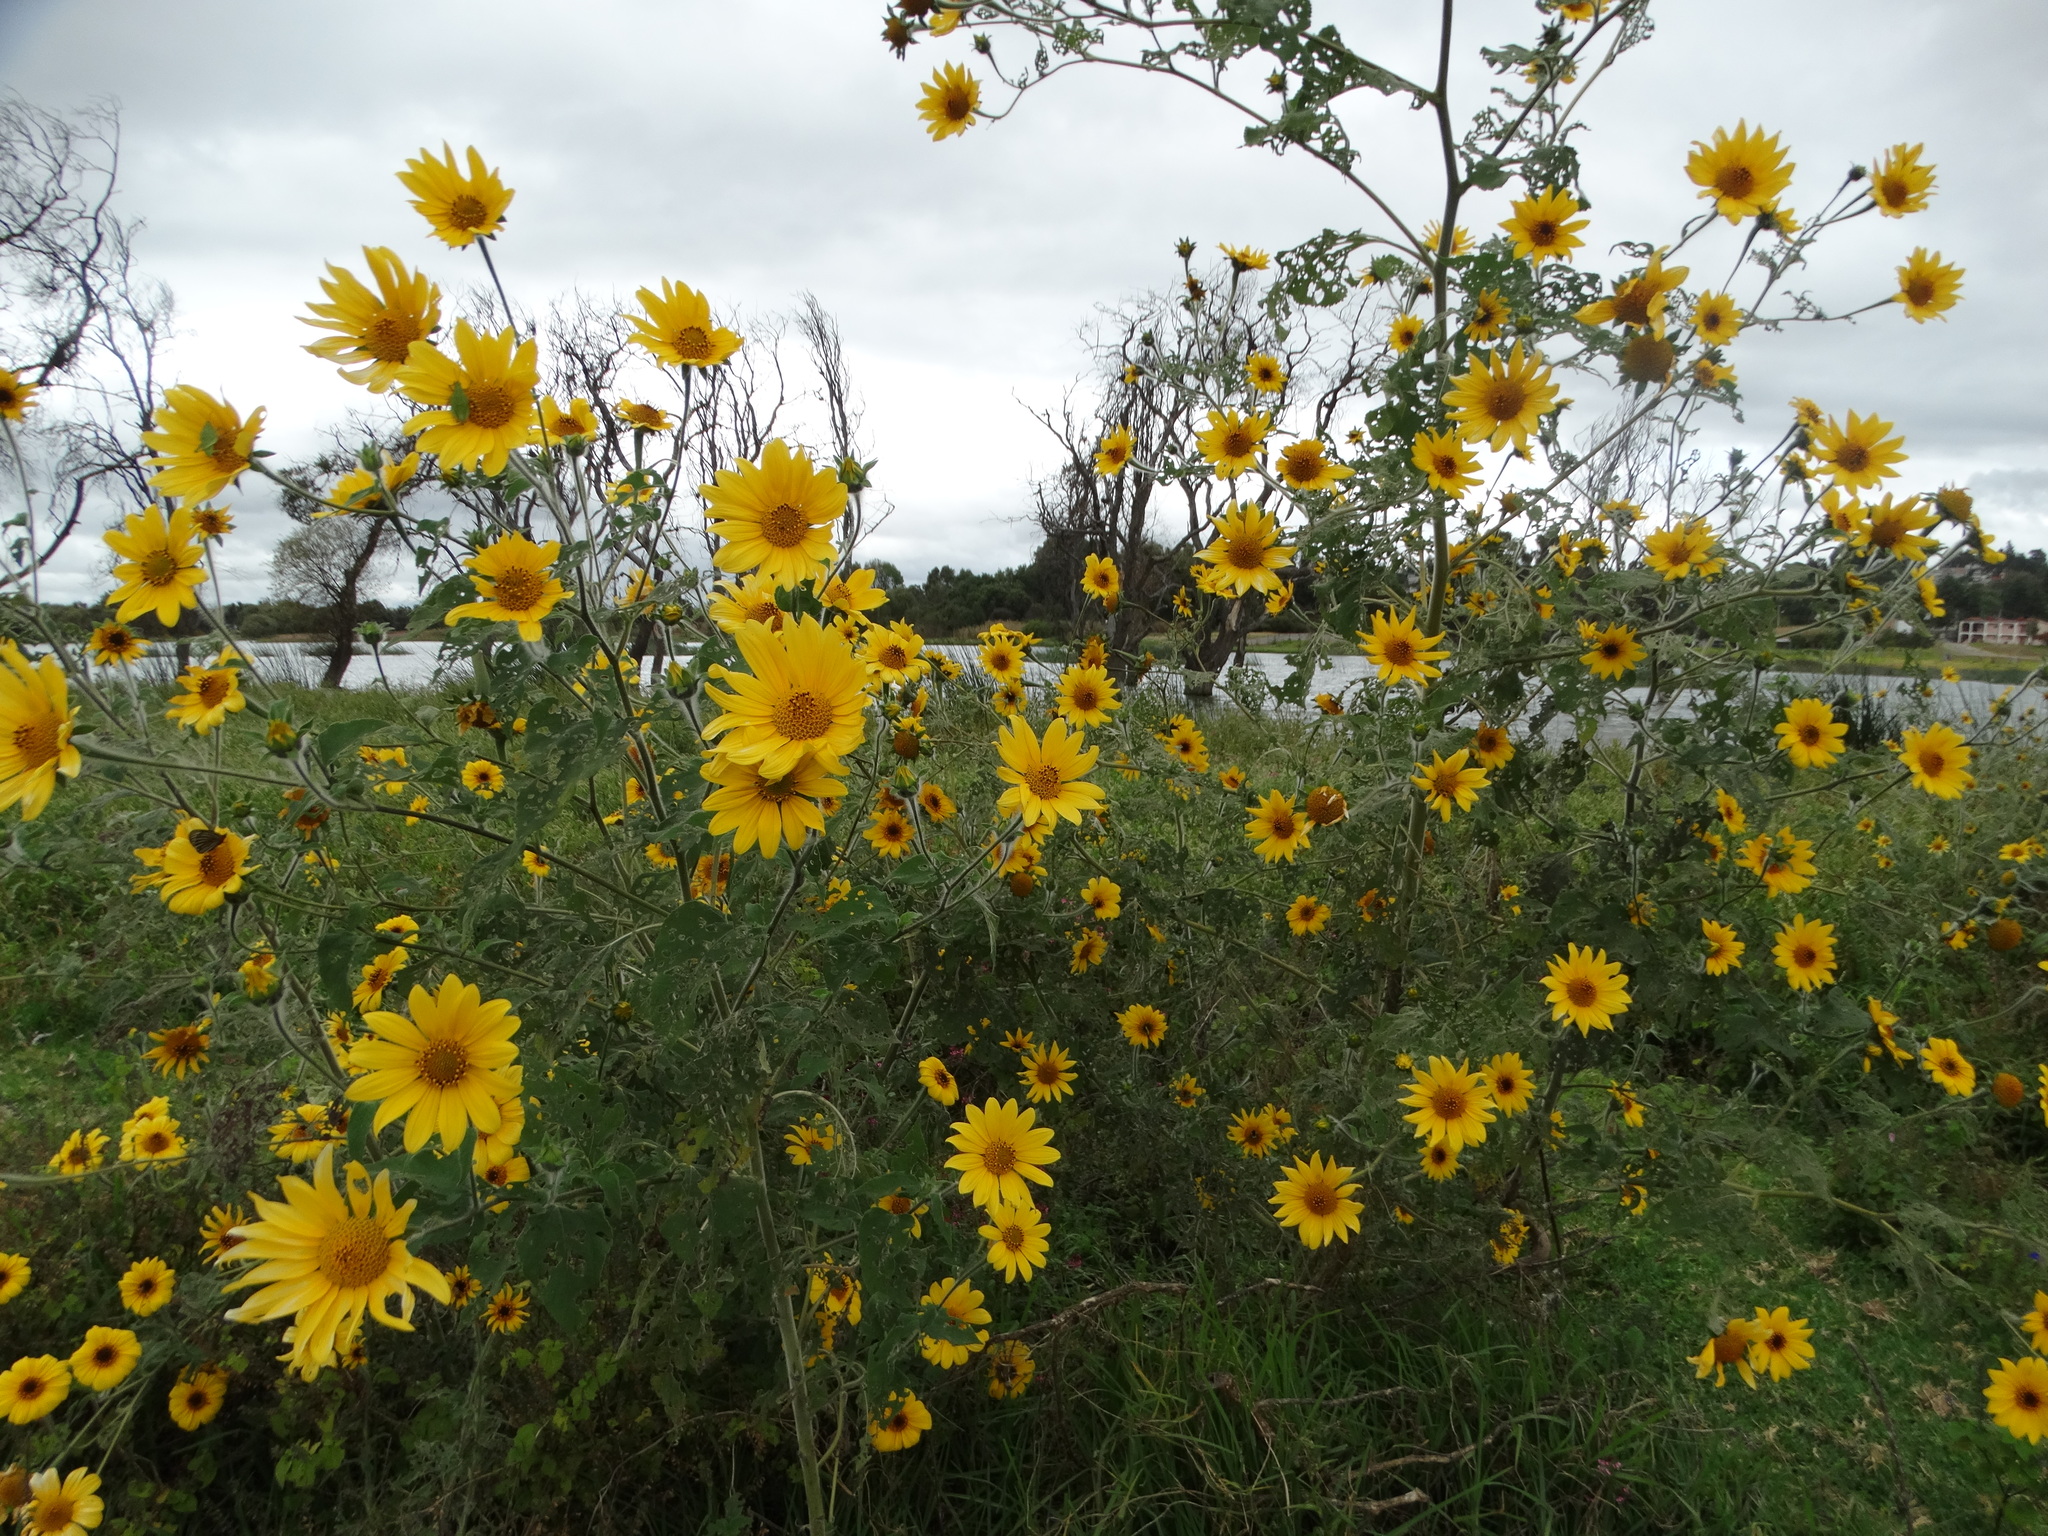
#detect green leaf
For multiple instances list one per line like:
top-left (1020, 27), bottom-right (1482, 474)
top-left (314, 718), bottom-right (394, 767)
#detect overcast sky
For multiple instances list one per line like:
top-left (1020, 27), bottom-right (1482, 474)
top-left (5, 0), bottom-right (2044, 603)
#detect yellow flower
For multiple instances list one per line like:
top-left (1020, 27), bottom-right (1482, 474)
top-left (1986, 1357), bottom-right (2048, 1444)
top-left (1690, 1318), bottom-right (1763, 1389)
top-left (1118, 1003), bottom-right (1167, 1048)
top-left (1808, 410), bottom-right (1905, 491)
top-left (1019, 1042), bottom-right (1078, 1103)
top-left (1774, 698), bottom-right (1846, 769)
top-left (1484, 1054), bottom-right (1534, 1114)
top-left (945, 1098), bottom-right (1059, 1210)
top-left (1772, 913), bottom-right (1838, 992)
top-left (1444, 342), bottom-right (1559, 451)
top-left (299, 246), bottom-right (441, 392)
top-left (1285, 894), bottom-right (1332, 936)
top-left (986, 1339), bottom-right (1034, 1399)
top-left (1411, 748), bottom-right (1489, 821)
top-left (1195, 501), bottom-right (1293, 596)
top-left (1421, 1141), bottom-right (1460, 1181)
top-left (1050, 662), bottom-right (1119, 728)
top-left (67, 1327), bottom-right (141, 1394)
top-left (1852, 494), bottom-right (1938, 562)
top-left (995, 715), bottom-right (1105, 829)
top-left (1466, 723), bottom-right (1514, 771)
top-left (1869, 142), bottom-right (1936, 217)
top-left (1575, 250), bottom-right (1689, 334)
top-left (1894, 248), bottom-right (1963, 323)
top-left (483, 1284), bottom-right (529, 1333)
top-left (1093, 424), bottom-right (1134, 475)
top-left (1701, 919), bottom-right (1744, 975)
top-left (1686, 121), bottom-right (1794, 223)
top-left (444, 532), bottom-right (571, 642)
top-left (1715, 789), bottom-right (1746, 833)
top-left (140, 386), bottom-right (264, 501)
top-left (1642, 520), bottom-right (1723, 580)
top-left (626, 277), bottom-right (743, 368)
top-left (1388, 313), bottom-right (1426, 352)
top-left (1226, 1106), bottom-right (1281, 1158)
top-left (1160, 715), bottom-right (1210, 774)
top-left (784, 1117), bottom-right (837, 1166)
top-left (0, 1356), bottom-right (69, 1424)
top-left (1411, 429), bottom-right (1481, 497)
top-left (1919, 1036), bottom-right (1975, 1096)
top-left (165, 1366), bottom-right (228, 1431)
top-left (1745, 1306), bottom-right (1815, 1381)
top-left (222, 1146), bottom-right (450, 1379)
top-left (1579, 623), bottom-right (1644, 680)
top-left (1068, 929), bottom-right (1107, 973)
top-left (1466, 289), bottom-right (1509, 341)
top-left (918, 1277), bottom-right (992, 1368)
top-left (1079, 875), bottom-right (1122, 921)
top-left (121, 1111), bottom-right (186, 1163)
top-left (117, 1256), bottom-right (175, 1317)
top-left (164, 664), bottom-right (246, 736)
top-left (321, 449), bottom-right (420, 516)
top-left (47, 1128), bottom-right (108, 1176)
top-left (1357, 608), bottom-right (1450, 687)
top-left (1269, 1154), bottom-right (1363, 1249)
top-left (1691, 291), bottom-right (1744, 344)
top-left (1245, 353), bottom-right (1288, 392)
top-left (103, 502), bottom-right (208, 627)
top-left (917, 62), bottom-right (981, 139)
top-left (1244, 790), bottom-right (1311, 864)
top-left (0, 642), bottom-right (80, 821)
top-left (701, 440), bottom-right (849, 589)
top-left (0, 366), bottom-right (39, 419)
top-left (1500, 187), bottom-right (1587, 264)
top-left (1274, 438), bottom-right (1352, 492)
top-left (704, 615), bottom-right (871, 779)
top-left (137, 818), bottom-right (255, 915)
top-left (0, 1252), bottom-right (28, 1305)
top-left (397, 143), bottom-right (511, 246)
top-left (347, 974), bottom-right (521, 1155)
top-left (1399, 1057), bottom-right (1495, 1151)
top-left (17, 1466), bottom-right (101, 1533)
top-left (1542, 945), bottom-right (1631, 1034)
top-left (1195, 409), bottom-right (1270, 478)
top-left (83, 623), bottom-right (148, 667)
top-left (460, 759), bottom-right (506, 798)
top-left (918, 1055), bottom-right (960, 1106)
top-left (1896, 723), bottom-right (1973, 798)
top-left (701, 751), bottom-right (843, 858)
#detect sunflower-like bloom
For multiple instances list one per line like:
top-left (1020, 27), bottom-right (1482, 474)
top-left (1018, 1043), bottom-right (1077, 1104)
top-left (626, 278), bottom-right (744, 369)
top-left (1897, 723), bottom-right (1973, 799)
top-left (1576, 250), bottom-right (1689, 334)
top-left (700, 439), bottom-right (846, 588)
top-left (1245, 353), bottom-right (1288, 392)
top-left (1194, 409), bottom-right (1270, 478)
top-left (995, 715), bottom-right (1104, 829)
top-left (1269, 1153), bottom-right (1363, 1249)
top-left (1444, 343), bottom-right (1559, 451)
top-left (1468, 723), bottom-right (1514, 770)
top-left (164, 664), bottom-right (246, 736)
top-left (320, 450), bottom-right (420, 516)
top-left (140, 386), bottom-right (264, 501)
top-left (346, 974), bottom-right (521, 1155)
top-left (1690, 1318), bottom-right (1763, 1389)
top-left (1358, 608), bottom-right (1450, 686)
top-left (0, 642), bottom-right (80, 821)
top-left (0, 366), bottom-right (38, 419)
top-left (67, 1326), bottom-right (141, 1394)
top-left (397, 144), bottom-right (512, 247)
top-left (1273, 439), bottom-right (1352, 492)
top-left (1808, 410), bottom-right (1905, 491)
top-left (1094, 425), bottom-right (1134, 476)
top-left (1701, 919), bottom-right (1745, 974)
top-left (1642, 520), bottom-right (1722, 580)
top-left (534, 395), bottom-right (599, 444)
top-left (1852, 494), bottom-right (1938, 561)
top-left (1079, 554), bottom-right (1121, 610)
top-left (299, 247), bottom-right (441, 392)
top-left (1284, 895), bottom-right (1331, 935)
top-left (104, 507), bottom-right (206, 634)
top-left (1465, 289), bottom-right (1509, 341)
top-left (1412, 429), bottom-right (1481, 497)
top-left (1686, 121), bottom-right (1794, 223)
top-left (700, 750), bottom-right (843, 857)
top-left (222, 1146), bottom-right (450, 1381)
top-left (1411, 749), bottom-right (1490, 821)
top-left (705, 615), bottom-right (871, 778)
top-left (1771, 913), bottom-right (1838, 992)
top-left (0, 1250), bottom-right (29, 1304)
top-left (861, 620), bottom-right (927, 686)
top-left (1500, 187), bottom-right (1587, 264)
top-left (444, 533), bottom-right (573, 642)
top-left (398, 323), bottom-right (540, 475)
top-left (817, 566), bottom-right (890, 616)
top-left (1118, 1003), bottom-right (1167, 1047)
top-left (0, 1356), bottom-right (68, 1424)
top-left (708, 573), bottom-right (784, 634)
top-left (1579, 622), bottom-right (1643, 680)
top-left (83, 623), bottom-right (147, 668)
top-left (1388, 314), bottom-right (1425, 352)
top-left (1745, 1306), bottom-right (1815, 1380)
top-left (918, 1277), bottom-right (992, 1368)
top-left (1691, 291), bottom-right (1744, 344)
top-left (1920, 1036), bottom-right (1975, 1096)
top-left (1894, 248), bottom-right (1963, 324)
top-left (1244, 790), bottom-right (1311, 864)
top-left (136, 819), bottom-right (255, 915)
top-left (1195, 502), bottom-right (1293, 597)
top-left (1053, 663), bottom-right (1119, 728)
top-left (945, 1098), bottom-right (1059, 1211)
top-left (1986, 1357), bottom-right (2048, 1444)
top-left (1774, 699), bottom-right (1846, 769)
top-left (979, 1200), bottom-right (1051, 1283)
top-left (1484, 1053), bottom-right (1535, 1114)
top-left (1870, 142), bottom-right (1935, 217)
top-left (1543, 944), bottom-right (1631, 1034)
top-left (918, 1056), bottom-right (959, 1106)
top-left (1400, 1057), bottom-right (1496, 1151)
top-left (917, 62), bottom-right (981, 139)
top-left (20, 1467), bottom-right (102, 1533)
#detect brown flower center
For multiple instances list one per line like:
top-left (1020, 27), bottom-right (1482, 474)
top-left (1792, 944), bottom-right (1817, 968)
top-left (1268, 811), bottom-right (1297, 839)
top-left (448, 194), bottom-right (489, 230)
top-left (1481, 377), bottom-right (1528, 422)
top-left (197, 843), bottom-right (239, 887)
top-left (484, 565), bottom-right (540, 614)
top-left (13, 715), bottom-right (60, 768)
top-left (1025, 764), bottom-right (1064, 800)
top-left (1715, 165), bottom-right (1756, 200)
top-left (1431, 769), bottom-right (1461, 798)
top-left (2019, 1386), bottom-right (2043, 1411)
top-left (772, 690), bottom-right (832, 741)
top-left (1611, 284), bottom-right (1654, 327)
top-left (1904, 276), bottom-right (1936, 306)
top-left (140, 549), bottom-right (181, 586)
top-left (1832, 443), bottom-right (1870, 474)
top-left (16, 1376), bottom-right (43, 1402)
top-left (316, 1214), bottom-right (391, 1290)
top-left (1034, 1061), bottom-right (1062, 1085)
top-left (1221, 428), bottom-right (1254, 459)
top-left (1304, 1186), bottom-right (1336, 1215)
top-left (1431, 1088), bottom-right (1466, 1118)
top-left (669, 325), bottom-right (713, 361)
top-left (1797, 723), bottom-right (1820, 746)
top-left (365, 312), bottom-right (424, 363)
top-left (196, 672), bottom-right (232, 708)
top-left (462, 382), bottom-right (517, 431)
top-left (877, 643), bottom-right (909, 670)
top-left (759, 502), bottom-right (811, 548)
top-left (943, 88), bottom-right (972, 122)
top-left (980, 1140), bottom-right (1017, 1175)
top-left (1566, 977), bottom-right (1598, 1008)
top-left (418, 1038), bottom-right (470, 1088)
top-left (1528, 219), bottom-right (1557, 245)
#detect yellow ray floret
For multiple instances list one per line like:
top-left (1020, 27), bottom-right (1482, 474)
top-left (995, 715), bottom-right (1105, 829)
top-left (700, 439), bottom-right (846, 589)
top-left (627, 278), bottom-right (744, 369)
top-left (346, 974), bottom-right (522, 1155)
top-left (444, 532), bottom-right (573, 642)
top-left (396, 321), bottom-right (540, 476)
top-left (0, 640), bottom-right (81, 821)
top-left (1195, 501), bottom-right (1293, 597)
top-left (141, 386), bottom-right (265, 502)
top-left (396, 143), bottom-right (513, 247)
top-left (299, 246), bottom-right (442, 392)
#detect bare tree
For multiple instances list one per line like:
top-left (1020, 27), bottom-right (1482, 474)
top-left (272, 460), bottom-right (399, 687)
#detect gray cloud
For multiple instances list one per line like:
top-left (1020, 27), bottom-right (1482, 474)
top-left (5, 0), bottom-right (2042, 597)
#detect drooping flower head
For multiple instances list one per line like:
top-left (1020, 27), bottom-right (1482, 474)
top-left (701, 750), bottom-right (843, 859)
